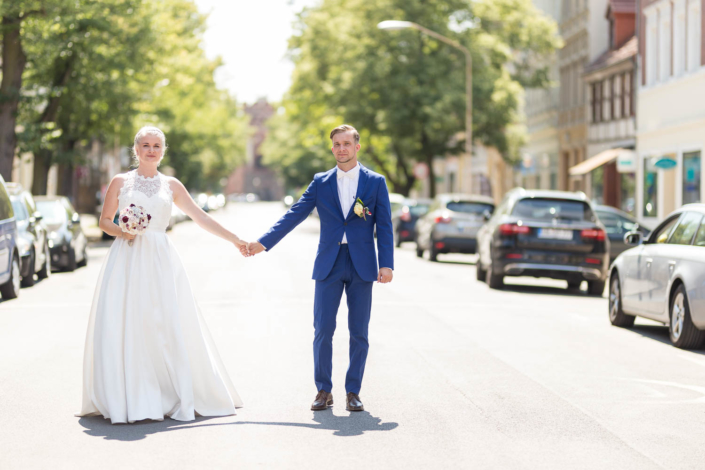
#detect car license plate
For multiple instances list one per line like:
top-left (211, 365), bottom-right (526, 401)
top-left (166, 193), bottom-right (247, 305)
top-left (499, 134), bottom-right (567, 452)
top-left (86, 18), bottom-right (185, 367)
top-left (538, 228), bottom-right (573, 240)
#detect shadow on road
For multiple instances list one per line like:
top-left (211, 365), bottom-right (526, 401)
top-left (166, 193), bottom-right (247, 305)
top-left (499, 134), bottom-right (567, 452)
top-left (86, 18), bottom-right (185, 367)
top-left (500, 283), bottom-right (603, 298)
top-left (78, 410), bottom-right (398, 441)
top-left (628, 324), bottom-right (705, 355)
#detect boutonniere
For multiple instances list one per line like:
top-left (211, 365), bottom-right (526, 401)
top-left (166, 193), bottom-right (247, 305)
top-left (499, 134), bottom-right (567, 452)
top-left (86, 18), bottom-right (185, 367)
top-left (354, 197), bottom-right (372, 220)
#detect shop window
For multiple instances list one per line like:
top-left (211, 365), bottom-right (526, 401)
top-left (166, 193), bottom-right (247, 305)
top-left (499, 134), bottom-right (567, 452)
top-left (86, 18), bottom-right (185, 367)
top-left (682, 151), bottom-right (701, 204)
top-left (621, 172), bottom-right (636, 216)
top-left (643, 158), bottom-right (658, 217)
top-left (591, 166), bottom-right (605, 205)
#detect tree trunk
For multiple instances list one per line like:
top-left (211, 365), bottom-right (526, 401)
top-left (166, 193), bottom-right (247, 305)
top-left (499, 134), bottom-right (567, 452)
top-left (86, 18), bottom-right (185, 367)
top-left (0, 15), bottom-right (27, 181)
top-left (32, 59), bottom-right (75, 195)
top-left (422, 130), bottom-right (436, 198)
top-left (31, 149), bottom-right (51, 195)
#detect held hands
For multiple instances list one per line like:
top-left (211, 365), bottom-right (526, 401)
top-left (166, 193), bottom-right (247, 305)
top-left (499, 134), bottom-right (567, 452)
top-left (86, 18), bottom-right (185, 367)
top-left (246, 242), bottom-right (266, 256)
top-left (233, 239), bottom-right (253, 257)
top-left (378, 268), bottom-right (393, 284)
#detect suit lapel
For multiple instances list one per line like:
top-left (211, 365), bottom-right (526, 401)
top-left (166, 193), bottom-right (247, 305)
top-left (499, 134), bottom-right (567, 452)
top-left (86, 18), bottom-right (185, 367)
top-left (346, 164), bottom-right (369, 220)
top-left (325, 168), bottom-right (345, 219)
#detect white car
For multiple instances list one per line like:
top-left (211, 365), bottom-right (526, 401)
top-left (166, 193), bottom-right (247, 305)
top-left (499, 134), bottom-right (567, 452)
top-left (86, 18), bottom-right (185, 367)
top-left (609, 204), bottom-right (705, 349)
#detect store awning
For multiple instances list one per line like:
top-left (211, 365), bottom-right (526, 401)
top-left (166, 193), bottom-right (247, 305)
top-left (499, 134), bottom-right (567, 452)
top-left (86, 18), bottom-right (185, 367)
top-left (569, 148), bottom-right (635, 176)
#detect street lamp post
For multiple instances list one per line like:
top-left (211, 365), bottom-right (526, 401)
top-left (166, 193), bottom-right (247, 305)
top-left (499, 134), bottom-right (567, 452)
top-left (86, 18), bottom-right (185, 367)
top-left (378, 20), bottom-right (473, 194)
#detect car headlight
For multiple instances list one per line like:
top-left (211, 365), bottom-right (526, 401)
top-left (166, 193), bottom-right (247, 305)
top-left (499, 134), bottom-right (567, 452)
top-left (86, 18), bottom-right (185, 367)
top-left (48, 231), bottom-right (58, 240)
top-left (17, 236), bottom-right (31, 256)
top-left (47, 239), bottom-right (54, 248)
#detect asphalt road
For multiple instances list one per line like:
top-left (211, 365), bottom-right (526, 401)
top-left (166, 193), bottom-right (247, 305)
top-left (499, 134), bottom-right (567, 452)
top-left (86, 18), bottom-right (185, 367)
top-left (2, 202), bottom-right (705, 469)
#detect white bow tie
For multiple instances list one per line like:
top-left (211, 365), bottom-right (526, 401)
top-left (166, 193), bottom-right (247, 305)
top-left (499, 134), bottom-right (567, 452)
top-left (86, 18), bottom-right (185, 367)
top-left (337, 169), bottom-right (355, 180)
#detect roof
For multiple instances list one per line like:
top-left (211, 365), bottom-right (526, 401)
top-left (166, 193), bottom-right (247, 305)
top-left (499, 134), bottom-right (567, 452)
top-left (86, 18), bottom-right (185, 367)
top-left (436, 193), bottom-right (495, 205)
top-left (584, 35), bottom-right (637, 75)
top-left (508, 188), bottom-right (589, 202)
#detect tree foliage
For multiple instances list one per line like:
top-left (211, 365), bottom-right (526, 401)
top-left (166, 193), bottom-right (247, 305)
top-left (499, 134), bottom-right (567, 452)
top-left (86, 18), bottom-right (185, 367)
top-left (1, 0), bottom-right (248, 192)
top-left (265, 0), bottom-right (560, 196)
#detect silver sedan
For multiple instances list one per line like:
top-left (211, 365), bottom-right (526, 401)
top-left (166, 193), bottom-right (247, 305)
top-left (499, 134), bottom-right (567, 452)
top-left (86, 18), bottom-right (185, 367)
top-left (609, 204), bottom-right (705, 349)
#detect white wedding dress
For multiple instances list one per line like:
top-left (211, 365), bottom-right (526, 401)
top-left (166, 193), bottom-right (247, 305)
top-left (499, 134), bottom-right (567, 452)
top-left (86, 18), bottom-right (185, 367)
top-left (77, 170), bottom-right (242, 424)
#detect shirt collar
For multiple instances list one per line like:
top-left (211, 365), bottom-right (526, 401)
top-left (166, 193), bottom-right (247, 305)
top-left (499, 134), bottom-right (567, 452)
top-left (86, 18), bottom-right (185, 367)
top-left (337, 162), bottom-right (360, 179)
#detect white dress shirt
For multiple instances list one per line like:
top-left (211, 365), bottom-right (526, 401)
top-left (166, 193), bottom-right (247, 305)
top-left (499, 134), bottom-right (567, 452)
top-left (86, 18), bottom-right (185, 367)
top-left (337, 163), bottom-right (360, 244)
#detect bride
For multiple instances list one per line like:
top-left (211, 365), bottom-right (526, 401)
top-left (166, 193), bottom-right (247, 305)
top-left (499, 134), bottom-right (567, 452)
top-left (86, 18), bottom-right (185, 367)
top-left (77, 126), bottom-right (249, 424)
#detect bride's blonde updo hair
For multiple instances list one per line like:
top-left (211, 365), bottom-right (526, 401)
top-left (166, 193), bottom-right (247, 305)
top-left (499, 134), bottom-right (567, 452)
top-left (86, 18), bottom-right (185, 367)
top-left (132, 126), bottom-right (167, 167)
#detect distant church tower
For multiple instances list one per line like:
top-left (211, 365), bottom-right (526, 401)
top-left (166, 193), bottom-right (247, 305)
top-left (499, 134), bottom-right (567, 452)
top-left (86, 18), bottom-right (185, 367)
top-left (225, 98), bottom-right (284, 201)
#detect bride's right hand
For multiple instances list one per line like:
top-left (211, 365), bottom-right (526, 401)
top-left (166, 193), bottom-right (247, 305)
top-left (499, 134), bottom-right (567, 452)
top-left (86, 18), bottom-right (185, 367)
top-left (120, 231), bottom-right (136, 241)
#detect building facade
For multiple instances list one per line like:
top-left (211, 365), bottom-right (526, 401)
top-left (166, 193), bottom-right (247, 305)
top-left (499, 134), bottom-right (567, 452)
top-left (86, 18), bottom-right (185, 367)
top-left (520, 0), bottom-right (562, 191)
top-left (558, 0), bottom-right (609, 191)
top-left (575, 0), bottom-right (637, 213)
top-left (637, 0), bottom-right (705, 223)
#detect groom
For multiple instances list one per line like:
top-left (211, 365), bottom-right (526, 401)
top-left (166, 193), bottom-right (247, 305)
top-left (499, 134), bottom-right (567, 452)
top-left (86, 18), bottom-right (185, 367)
top-left (247, 125), bottom-right (394, 412)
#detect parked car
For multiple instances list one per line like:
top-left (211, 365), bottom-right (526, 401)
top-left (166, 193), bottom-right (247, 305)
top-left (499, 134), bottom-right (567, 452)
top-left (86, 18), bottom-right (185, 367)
top-left (392, 198), bottom-right (432, 247)
top-left (608, 204), bottom-right (705, 349)
top-left (6, 183), bottom-right (50, 286)
top-left (34, 196), bottom-right (88, 271)
top-left (389, 193), bottom-right (406, 215)
top-left (0, 174), bottom-right (20, 300)
top-left (593, 205), bottom-right (651, 262)
top-left (476, 189), bottom-right (609, 295)
top-left (415, 194), bottom-right (495, 261)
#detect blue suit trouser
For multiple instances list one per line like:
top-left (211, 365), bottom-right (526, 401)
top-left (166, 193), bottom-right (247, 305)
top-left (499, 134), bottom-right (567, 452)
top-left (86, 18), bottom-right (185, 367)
top-left (313, 245), bottom-right (373, 395)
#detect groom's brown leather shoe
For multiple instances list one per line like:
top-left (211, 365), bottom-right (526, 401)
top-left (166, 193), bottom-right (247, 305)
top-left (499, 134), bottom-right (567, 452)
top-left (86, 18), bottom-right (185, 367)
top-left (311, 390), bottom-right (333, 411)
top-left (346, 392), bottom-right (364, 412)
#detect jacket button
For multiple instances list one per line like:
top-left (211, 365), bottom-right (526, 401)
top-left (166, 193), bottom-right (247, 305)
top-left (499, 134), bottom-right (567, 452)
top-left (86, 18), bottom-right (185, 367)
top-left (344, 222), bottom-right (347, 226)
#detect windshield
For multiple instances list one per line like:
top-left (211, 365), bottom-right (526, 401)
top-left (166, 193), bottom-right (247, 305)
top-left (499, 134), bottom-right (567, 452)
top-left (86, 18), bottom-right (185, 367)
top-left (512, 198), bottom-right (594, 222)
top-left (11, 198), bottom-right (28, 221)
top-left (36, 200), bottom-right (66, 225)
top-left (446, 202), bottom-right (494, 215)
top-left (409, 204), bottom-right (430, 216)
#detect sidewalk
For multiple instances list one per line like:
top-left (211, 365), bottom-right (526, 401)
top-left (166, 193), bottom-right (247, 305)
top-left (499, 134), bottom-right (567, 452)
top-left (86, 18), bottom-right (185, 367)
top-left (79, 213), bottom-right (104, 243)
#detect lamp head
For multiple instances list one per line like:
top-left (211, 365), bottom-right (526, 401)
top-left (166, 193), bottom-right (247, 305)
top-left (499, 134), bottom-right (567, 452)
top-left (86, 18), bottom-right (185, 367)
top-left (377, 20), bottom-right (415, 31)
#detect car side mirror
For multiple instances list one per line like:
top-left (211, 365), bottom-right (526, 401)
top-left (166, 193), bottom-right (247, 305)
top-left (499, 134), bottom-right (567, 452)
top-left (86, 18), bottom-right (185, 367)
top-left (72, 213), bottom-right (80, 224)
top-left (624, 231), bottom-right (643, 246)
top-left (32, 211), bottom-right (43, 222)
top-left (482, 210), bottom-right (492, 222)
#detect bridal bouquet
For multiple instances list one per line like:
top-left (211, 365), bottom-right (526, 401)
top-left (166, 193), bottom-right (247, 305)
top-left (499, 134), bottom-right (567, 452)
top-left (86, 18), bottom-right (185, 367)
top-left (119, 204), bottom-right (151, 246)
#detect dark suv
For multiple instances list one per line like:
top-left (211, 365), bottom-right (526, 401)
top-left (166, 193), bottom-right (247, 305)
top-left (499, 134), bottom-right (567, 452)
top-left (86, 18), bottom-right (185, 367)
top-left (476, 189), bottom-right (610, 295)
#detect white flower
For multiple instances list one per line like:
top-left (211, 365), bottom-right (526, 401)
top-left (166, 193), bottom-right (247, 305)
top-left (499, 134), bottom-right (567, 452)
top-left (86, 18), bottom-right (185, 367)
top-left (354, 203), bottom-right (364, 217)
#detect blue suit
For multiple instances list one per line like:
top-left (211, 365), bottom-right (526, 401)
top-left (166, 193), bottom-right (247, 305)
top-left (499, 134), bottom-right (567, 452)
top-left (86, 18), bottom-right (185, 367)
top-left (259, 164), bottom-right (394, 394)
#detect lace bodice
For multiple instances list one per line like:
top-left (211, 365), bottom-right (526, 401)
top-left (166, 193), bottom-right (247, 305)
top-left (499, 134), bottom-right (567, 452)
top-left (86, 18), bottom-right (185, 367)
top-left (118, 170), bottom-right (173, 233)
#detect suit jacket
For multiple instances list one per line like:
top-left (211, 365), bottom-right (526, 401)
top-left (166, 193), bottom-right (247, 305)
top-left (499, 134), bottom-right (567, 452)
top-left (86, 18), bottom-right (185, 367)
top-left (258, 164), bottom-right (394, 282)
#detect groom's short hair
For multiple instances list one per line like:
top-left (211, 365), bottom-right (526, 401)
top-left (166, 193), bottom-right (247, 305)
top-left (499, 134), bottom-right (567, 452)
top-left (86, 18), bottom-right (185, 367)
top-left (330, 125), bottom-right (360, 144)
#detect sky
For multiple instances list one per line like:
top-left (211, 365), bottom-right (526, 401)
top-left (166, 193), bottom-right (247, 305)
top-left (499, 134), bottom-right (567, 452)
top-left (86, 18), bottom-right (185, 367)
top-left (193, 0), bottom-right (320, 105)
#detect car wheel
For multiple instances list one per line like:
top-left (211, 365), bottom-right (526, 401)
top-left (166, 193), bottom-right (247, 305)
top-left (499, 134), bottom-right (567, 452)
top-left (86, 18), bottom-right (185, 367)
top-left (476, 261), bottom-right (486, 282)
top-left (77, 246), bottom-right (88, 268)
top-left (669, 284), bottom-right (705, 349)
top-left (608, 274), bottom-right (634, 327)
top-left (486, 257), bottom-right (504, 290)
top-left (38, 244), bottom-right (50, 280)
top-left (588, 280), bottom-right (605, 296)
top-left (66, 247), bottom-right (77, 272)
top-left (429, 246), bottom-right (439, 262)
top-left (415, 242), bottom-right (423, 258)
top-left (567, 280), bottom-right (581, 291)
top-left (21, 249), bottom-right (35, 287)
top-left (0, 255), bottom-right (21, 300)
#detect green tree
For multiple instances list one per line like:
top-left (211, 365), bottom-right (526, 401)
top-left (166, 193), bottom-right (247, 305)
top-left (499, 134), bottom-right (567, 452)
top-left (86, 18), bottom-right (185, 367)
top-left (268, 0), bottom-right (560, 196)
